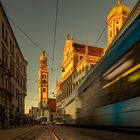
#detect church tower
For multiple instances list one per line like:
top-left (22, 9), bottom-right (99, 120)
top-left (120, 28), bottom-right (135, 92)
top-left (106, 0), bottom-right (130, 51)
top-left (38, 50), bottom-right (48, 111)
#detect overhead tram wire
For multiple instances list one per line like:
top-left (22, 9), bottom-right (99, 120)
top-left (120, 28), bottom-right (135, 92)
top-left (50, 0), bottom-right (59, 93)
top-left (25, 97), bottom-right (38, 101)
top-left (7, 16), bottom-right (61, 69)
top-left (94, 0), bottom-right (124, 46)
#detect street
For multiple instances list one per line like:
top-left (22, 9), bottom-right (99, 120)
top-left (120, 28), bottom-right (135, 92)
top-left (0, 125), bottom-right (140, 140)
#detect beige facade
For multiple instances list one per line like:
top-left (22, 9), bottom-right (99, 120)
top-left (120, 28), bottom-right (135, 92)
top-left (0, 2), bottom-right (27, 127)
top-left (29, 107), bottom-right (38, 119)
top-left (105, 1), bottom-right (130, 51)
top-left (56, 34), bottom-right (103, 120)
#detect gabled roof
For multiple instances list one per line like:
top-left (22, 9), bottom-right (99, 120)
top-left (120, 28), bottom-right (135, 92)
top-left (73, 42), bottom-right (103, 57)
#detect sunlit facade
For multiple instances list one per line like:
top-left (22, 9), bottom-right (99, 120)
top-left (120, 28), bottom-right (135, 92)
top-left (56, 34), bottom-right (104, 120)
top-left (55, 1), bottom-right (140, 126)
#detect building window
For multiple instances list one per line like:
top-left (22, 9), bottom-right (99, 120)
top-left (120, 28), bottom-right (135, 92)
top-left (13, 85), bottom-right (15, 97)
top-left (116, 27), bottom-right (119, 35)
top-left (13, 65), bottom-right (15, 77)
top-left (6, 78), bottom-right (8, 89)
top-left (42, 74), bottom-right (45, 79)
top-left (5, 54), bottom-right (8, 67)
top-left (10, 40), bottom-right (12, 52)
top-left (110, 31), bottom-right (112, 38)
top-left (80, 56), bottom-right (83, 60)
top-left (73, 83), bottom-right (75, 89)
top-left (82, 66), bottom-right (84, 71)
top-left (13, 45), bottom-right (15, 57)
top-left (21, 62), bottom-right (22, 72)
top-left (5, 30), bottom-right (8, 43)
top-left (10, 83), bottom-right (12, 94)
top-left (2, 22), bottom-right (4, 39)
top-left (66, 52), bottom-right (69, 56)
top-left (2, 49), bottom-right (4, 64)
top-left (79, 69), bottom-right (81, 74)
top-left (43, 88), bottom-right (46, 92)
top-left (16, 53), bottom-right (19, 66)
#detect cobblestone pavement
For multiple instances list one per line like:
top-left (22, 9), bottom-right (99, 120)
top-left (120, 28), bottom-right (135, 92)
top-left (0, 125), bottom-right (140, 140)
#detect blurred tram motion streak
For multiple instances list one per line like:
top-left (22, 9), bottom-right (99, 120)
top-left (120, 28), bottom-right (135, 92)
top-left (62, 1), bottom-right (140, 129)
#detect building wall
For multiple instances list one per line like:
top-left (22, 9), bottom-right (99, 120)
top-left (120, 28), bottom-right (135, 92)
top-left (0, 2), bottom-right (27, 126)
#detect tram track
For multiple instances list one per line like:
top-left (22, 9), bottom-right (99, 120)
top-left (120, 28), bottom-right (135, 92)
top-left (46, 126), bottom-right (61, 140)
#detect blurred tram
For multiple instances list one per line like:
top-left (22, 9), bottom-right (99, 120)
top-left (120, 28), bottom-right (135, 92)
top-left (36, 116), bottom-right (47, 125)
top-left (63, 1), bottom-right (140, 128)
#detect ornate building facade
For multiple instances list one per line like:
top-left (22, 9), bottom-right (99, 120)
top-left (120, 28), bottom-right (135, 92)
top-left (106, 0), bottom-right (130, 51)
top-left (56, 34), bottom-right (104, 120)
top-left (37, 50), bottom-right (56, 122)
top-left (0, 2), bottom-right (28, 127)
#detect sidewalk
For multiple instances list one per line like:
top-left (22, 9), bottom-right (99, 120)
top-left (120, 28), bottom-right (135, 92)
top-left (0, 125), bottom-right (40, 140)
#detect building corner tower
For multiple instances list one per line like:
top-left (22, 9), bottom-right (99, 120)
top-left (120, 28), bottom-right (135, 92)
top-left (105, 0), bottom-right (130, 52)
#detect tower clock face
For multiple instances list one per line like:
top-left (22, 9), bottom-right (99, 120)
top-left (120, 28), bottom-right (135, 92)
top-left (42, 79), bottom-right (47, 84)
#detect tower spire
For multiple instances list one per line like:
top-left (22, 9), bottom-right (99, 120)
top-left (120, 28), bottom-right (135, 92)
top-left (42, 49), bottom-right (45, 56)
top-left (66, 32), bottom-right (70, 40)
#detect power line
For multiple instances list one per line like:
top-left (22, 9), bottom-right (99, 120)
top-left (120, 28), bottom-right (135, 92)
top-left (50, 0), bottom-right (59, 92)
top-left (52, 0), bottom-right (59, 67)
top-left (8, 17), bottom-right (42, 51)
top-left (25, 97), bottom-right (37, 101)
top-left (7, 16), bottom-right (61, 69)
top-left (27, 79), bottom-right (38, 89)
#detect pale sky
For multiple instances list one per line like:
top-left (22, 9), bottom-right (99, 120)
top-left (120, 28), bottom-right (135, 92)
top-left (0, 0), bottom-right (138, 113)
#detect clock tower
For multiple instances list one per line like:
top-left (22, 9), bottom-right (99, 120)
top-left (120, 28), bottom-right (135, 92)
top-left (38, 50), bottom-right (48, 111)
